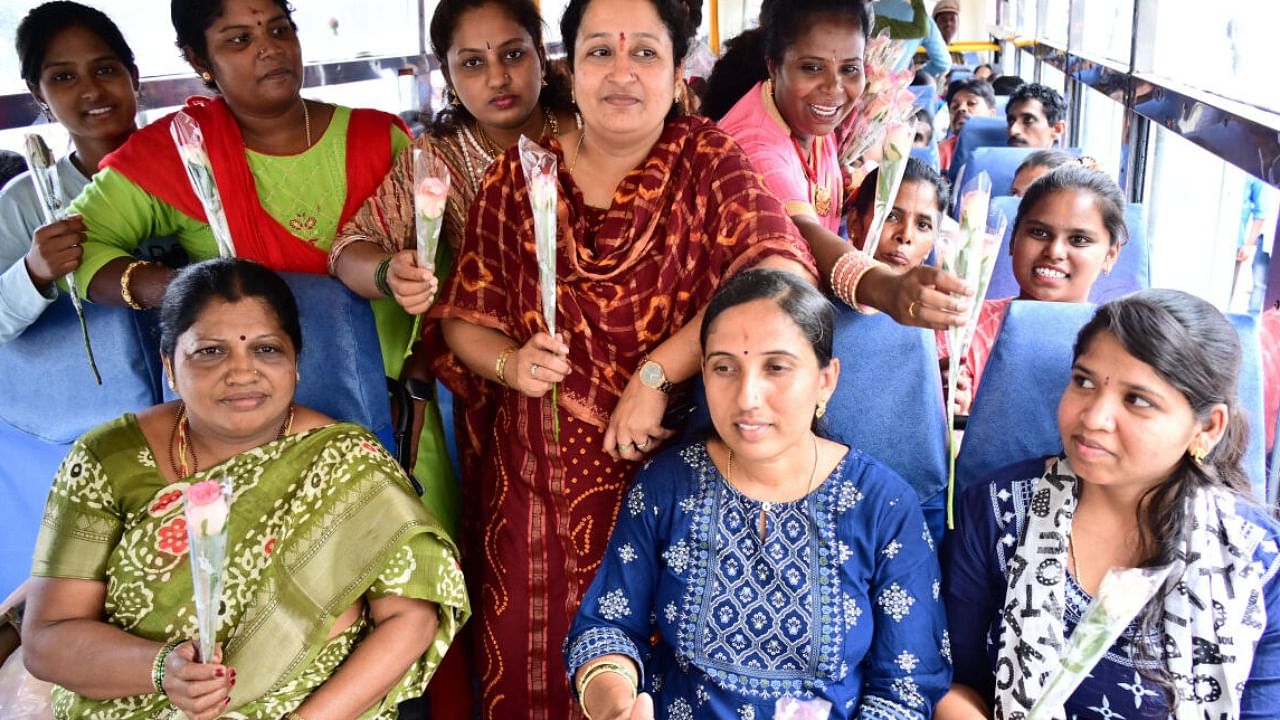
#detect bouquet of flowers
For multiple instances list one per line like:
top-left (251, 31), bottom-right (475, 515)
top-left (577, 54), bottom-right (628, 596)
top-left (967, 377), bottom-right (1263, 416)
top-left (170, 112), bottom-right (235, 258)
top-left (518, 135), bottom-right (560, 436)
top-left (1027, 565), bottom-right (1173, 719)
top-left (859, 121), bottom-right (914, 259)
top-left (22, 134), bottom-right (100, 384)
top-left (937, 172), bottom-right (1006, 527)
top-left (839, 31), bottom-right (917, 176)
top-left (184, 479), bottom-right (231, 663)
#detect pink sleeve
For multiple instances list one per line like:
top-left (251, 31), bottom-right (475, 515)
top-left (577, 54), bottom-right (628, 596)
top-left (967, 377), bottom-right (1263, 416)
top-left (728, 128), bottom-right (816, 219)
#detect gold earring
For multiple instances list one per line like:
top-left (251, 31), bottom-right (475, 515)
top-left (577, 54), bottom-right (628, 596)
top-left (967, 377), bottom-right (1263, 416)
top-left (1189, 446), bottom-right (1208, 465)
top-left (816, 399), bottom-right (828, 419)
top-left (200, 71), bottom-right (213, 82)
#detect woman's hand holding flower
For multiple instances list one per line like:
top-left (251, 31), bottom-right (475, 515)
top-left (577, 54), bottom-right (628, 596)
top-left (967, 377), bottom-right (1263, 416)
top-left (162, 641), bottom-right (233, 720)
top-left (863, 264), bottom-right (973, 330)
top-left (509, 332), bottom-right (570, 398)
top-left (25, 215), bottom-right (85, 291)
top-left (387, 250), bottom-right (439, 316)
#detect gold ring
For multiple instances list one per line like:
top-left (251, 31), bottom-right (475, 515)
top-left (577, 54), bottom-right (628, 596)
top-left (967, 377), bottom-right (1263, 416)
top-left (908, 301), bottom-right (918, 319)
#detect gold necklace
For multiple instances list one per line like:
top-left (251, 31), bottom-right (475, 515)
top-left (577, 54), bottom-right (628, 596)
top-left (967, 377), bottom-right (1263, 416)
top-left (569, 131), bottom-right (586, 173)
top-left (301, 99), bottom-right (312, 149)
top-left (727, 434), bottom-right (821, 542)
top-left (171, 403), bottom-right (296, 479)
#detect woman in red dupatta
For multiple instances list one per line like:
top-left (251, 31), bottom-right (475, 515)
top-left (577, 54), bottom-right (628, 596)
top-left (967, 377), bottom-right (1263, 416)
top-left (427, 0), bottom-right (815, 716)
top-left (71, 0), bottom-right (407, 313)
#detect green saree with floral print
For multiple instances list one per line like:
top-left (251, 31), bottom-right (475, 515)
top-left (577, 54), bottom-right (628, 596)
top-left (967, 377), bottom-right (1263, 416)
top-left (30, 415), bottom-right (469, 720)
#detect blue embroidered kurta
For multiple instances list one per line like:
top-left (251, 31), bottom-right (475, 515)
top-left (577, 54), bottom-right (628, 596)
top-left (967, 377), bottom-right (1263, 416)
top-left (566, 441), bottom-right (949, 720)
top-left (944, 459), bottom-right (1280, 719)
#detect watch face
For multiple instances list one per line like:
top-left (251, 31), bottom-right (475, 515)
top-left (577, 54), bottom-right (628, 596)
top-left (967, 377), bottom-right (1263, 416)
top-left (640, 361), bottom-right (664, 387)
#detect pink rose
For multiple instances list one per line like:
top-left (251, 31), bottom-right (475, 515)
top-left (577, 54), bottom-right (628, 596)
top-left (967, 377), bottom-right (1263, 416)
top-left (415, 177), bottom-right (448, 219)
top-left (185, 480), bottom-right (229, 537)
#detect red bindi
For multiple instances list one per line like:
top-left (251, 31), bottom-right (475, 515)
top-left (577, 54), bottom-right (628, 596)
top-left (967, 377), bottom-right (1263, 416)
top-left (485, 41), bottom-right (492, 50)
top-left (240, 335), bottom-right (247, 341)
top-left (618, 32), bottom-right (626, 53)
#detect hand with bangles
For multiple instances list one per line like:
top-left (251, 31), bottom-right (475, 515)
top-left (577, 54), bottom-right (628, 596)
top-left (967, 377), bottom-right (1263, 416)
top-left (159, 641), bottom-right (232, 720)
top-left (506, 331), bottom-right (570, 398)
top-left (383, 250), bottom-right (439, 315)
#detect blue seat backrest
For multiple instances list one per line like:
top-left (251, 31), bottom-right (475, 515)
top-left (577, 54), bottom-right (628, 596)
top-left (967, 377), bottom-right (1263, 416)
top-left (983, 197), bottom-right (1151, 303)
top-left (955, 301), bottom-right (1093, 494)
top-left (825, 305), bottom-right (949, 541)
top-left (957, 302), bottom-right (1269, 500)
top-left (157, 272), bottom-right (396, 452)
top-left (908, 84), bottom-right (938, 108)
top-left (911, 145), bottom-right (941, 173)
top-left (947, 115), bottom-right (1008, 183)
top-left (994, 95), bottom-right (1010, 115)
top-left (961, 146), bottom-right (1040, 197)
top-left (0, 295), bottom-right (164, 597)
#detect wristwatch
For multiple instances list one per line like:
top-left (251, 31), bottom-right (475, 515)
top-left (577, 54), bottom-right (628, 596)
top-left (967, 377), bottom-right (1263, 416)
top-left (638, 358), bottom-right (674, 394)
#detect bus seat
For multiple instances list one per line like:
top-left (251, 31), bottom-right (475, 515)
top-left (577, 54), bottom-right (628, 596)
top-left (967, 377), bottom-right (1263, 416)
top-left (1091, 203), bottom-right (1151, 303)
top-left (158, 272), bottom-right (397, 454)
top-left (947, 116), bottom-right (1008, 183)
top-left (825, 305), bottom-right (949, 542)
top-left (982, 197), bottom-right (1151, 303)
top-left (956, 301), bottom-right (1269, 501)
top-left (908, 84), bottom-right (937, 108)
top-left (994, 95), bottom-right (1010, 115)
top-left (963, 146), bottom-right (1040, 197)
top-left (911, 145), bottom-right (941, 173)
top-left (0, 296), bottom-right (163, 597)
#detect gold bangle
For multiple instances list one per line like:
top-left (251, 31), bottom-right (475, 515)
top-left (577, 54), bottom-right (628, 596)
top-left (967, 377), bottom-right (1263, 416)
top-left (577, 660), bottom-right (638, 719)
top-left (121, 260), bottom-right (151, 310)
top-left (494, 346), bottom-right (517, 388)
top-left (282, 712), bottom-right (307, 720)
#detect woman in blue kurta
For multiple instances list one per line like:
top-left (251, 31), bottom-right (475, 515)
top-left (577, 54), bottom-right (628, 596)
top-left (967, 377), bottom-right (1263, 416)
top-left (939, 289), bottom-right (1280, 720)
top-left (565, 269), bottom-right (949, 720)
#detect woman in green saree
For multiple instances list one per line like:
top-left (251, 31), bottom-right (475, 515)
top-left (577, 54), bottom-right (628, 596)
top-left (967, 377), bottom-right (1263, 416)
top-left (20, 258), bottom-right (468, 720)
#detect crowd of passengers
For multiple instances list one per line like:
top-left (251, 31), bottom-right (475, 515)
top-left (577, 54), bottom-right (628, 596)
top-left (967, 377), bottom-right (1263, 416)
top-left (0, 0), bottom-right (1278, 718)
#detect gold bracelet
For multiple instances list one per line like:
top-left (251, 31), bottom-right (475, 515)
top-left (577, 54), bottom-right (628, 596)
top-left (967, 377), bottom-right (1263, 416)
top-left (282, 712), bottom-right (307, 720)
top-left (494, 346), bottom-right (517, 388)
top-left (121, 260), bottom-right (151, 310)
top-left (577, 660), bottom-right (638, 719)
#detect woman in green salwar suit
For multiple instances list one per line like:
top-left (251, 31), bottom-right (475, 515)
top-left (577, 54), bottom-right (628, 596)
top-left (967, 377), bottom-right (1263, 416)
top-left (20, 258), bottom-right (468, 720)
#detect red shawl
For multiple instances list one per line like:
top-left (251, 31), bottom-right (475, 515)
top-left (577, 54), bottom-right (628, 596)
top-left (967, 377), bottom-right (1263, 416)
top-left (102, 96), bottom-right (408, 274)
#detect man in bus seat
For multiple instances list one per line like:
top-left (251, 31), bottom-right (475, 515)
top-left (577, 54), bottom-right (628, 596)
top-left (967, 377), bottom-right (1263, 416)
top-left (938, 78), bottom-right (997, 172)
top-left (1006, 82), bottom-right (1068, 148)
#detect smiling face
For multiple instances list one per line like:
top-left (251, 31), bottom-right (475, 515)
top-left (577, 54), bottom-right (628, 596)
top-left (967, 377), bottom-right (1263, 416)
top-left (768, 18), bottom-right (866, 146)
top-left (702, 298), bottom-right (838, 467)
top-left (1058, 331), bottom-right (1219, 494)
top-left (446, 3), bottom-right (543, 133)
top-left (1007, 98), bottom-right (1064, 147)
top-left (571, 0), bottom-right (680, 149)
top-left (948, 89), bottom-right (994, 134)
top-left (187, 0), bottom-right (303, 117)
top-left (169, 297), bottom-right (297, 445)
top-left (1011, 188), bottom-right (1119, 302)
top-left (34, 24), bottom-right (138, 150)
top-left (934, 10), bottom-right (958, 43)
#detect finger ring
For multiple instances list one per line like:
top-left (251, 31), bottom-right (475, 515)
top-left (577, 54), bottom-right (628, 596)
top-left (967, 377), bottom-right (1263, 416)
top-left (530, 363), bottom-right (539, 378)
top-left (635, 441), bottom-right (649, 451)
top-left (908, 301), bottom-right (919, 319)
top-left (617, 443), bottom-right (631, 453)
